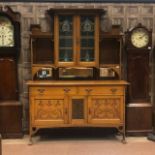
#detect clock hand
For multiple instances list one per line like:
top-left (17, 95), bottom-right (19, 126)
top-left (139, 34), bottom-right (146, 39)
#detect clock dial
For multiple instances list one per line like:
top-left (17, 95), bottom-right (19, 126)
top-left (0, 17), bottom-right (14, 47)
top-left (131, 28), bottom-right (149, 48)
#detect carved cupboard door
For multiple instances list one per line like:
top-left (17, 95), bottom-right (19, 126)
top-left (31, 96), bottom-right (68, 126)
top-left (88, 96), bottom-right (124, 125)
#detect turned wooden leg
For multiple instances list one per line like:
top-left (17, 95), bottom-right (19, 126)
top-left (118, 126), bottom-right (127, 144)
top-left (28, 127), bottom-right (33, 145)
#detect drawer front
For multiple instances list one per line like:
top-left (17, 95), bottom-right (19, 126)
top-left (78, 86), bottom-right (124, 95)
top-left (29, 87), bottom-right (77, 96)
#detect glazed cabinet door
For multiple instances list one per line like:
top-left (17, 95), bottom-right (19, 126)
top-left (30, 95), bottom-right (68, 126)
top-left (54, 14), bottom-right (99, 67)
top-left (54, 15), bottom-right (76, 66)
top-left (88, 96), bottom-right (124, 125)
top-left (78, 15), bottom-right (99, 67)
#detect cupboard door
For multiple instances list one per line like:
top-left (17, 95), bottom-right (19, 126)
top-left (78, 15), bottom-right (99, 67)
top-left (69, 96), bottom-right (87, 125)
top-left (54, 14), bottom-right (99, 67)
top-left (88, 96), bottom-right (124, 125)
top-left (55, 15), bottom-right (76, 66)
top-left (31, 96), bottom-right (68, 126)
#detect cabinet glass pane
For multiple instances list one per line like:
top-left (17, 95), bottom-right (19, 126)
top-left (80, 16), bottom-right (95, 62)
top-left (72, 99), bottom-right (84, 119)
top-left (59, 16), bottom-right (73, 62)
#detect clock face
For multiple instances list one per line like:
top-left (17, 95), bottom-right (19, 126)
top-left (0, 17), bottom-right (14, 47)
top-left (131, 28), bottom-right (149, 48)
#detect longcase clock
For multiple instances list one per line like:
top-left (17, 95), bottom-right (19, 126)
top-left (125, 23), bottom-right (152, 135)
top-left (0, 6), bottom-right (22, 138)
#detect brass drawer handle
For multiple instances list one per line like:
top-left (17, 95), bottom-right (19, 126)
top-left (37, 88), bottom-right (45, 93)
top-left (85, 88), bottom-right (93, 93)
top-left (110, 88), bottom-right (117, 93)
top-left (63, 88), bottom-right (71, 93)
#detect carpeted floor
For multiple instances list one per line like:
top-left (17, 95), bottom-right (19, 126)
top-left (1, 128), bottom-right (155, 155)
top-left (2, 135), bottom-right (155, 155)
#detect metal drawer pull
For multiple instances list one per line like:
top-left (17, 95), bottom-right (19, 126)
top-left (110, 88), bottom-right (117, 93)
top-left (63, 88), bottom-right (71, 93)
top-left (85, 88), bottom-right (93, 93)
top-left (37, 89), bottom-right (45, 93)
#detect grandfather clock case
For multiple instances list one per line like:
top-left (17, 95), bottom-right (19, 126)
top-left (0, 7), bottom-right (22, 138)
top-left (125, 23), bottom-right (152, 135)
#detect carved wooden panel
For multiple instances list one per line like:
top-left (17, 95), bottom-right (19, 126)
top-left (112, 18), bottom-right (124, 26)
top-left (32, 97), bottom-right (67, 125)
top-left (127, 6), bottom-right (139, 17)
top-left (88, 96), bottom-right (123, 124)
top-left (111, 6), bottom-right (124, 16)
top-left (91, 98), bottom-right (121, 119)
top-left (142, 18), bottom-right (153, 29)
top-left (141, 6), bottom-right (153, 15)
top-left (34, 99), bottom-right (64, 119)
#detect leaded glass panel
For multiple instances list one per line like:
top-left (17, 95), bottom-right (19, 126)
top-left (80, 16), bottom-right (95, 62)
top-left (59, 15), bottom-right (73, 62)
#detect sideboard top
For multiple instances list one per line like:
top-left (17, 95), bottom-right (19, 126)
top-left (27, 80), bottom-right (129, 86)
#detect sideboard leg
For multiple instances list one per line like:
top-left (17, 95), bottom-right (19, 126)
top-left (29, 137), bottom-right (33, 145)
top-left (121, 132), bottom-right (126, 144)
top-left (118, 126), bottom-right (127, 144)
top-left (28, 128), bottom-right (39, 145)
top-left (28, 127), bottom-right (33, 145)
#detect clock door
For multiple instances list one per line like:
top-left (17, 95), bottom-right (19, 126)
top-left (0, 7), bottom-right (22, 138)
top-left (0, 58), bottom-right (18, 100)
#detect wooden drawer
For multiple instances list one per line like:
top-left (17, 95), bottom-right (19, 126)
top-left (78, 86), bottom-right (124, 95)
top-left (29, 86), bottom-right (77, 96)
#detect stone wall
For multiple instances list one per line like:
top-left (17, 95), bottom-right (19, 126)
top-left (0, 2), bottom-right (155, 131)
